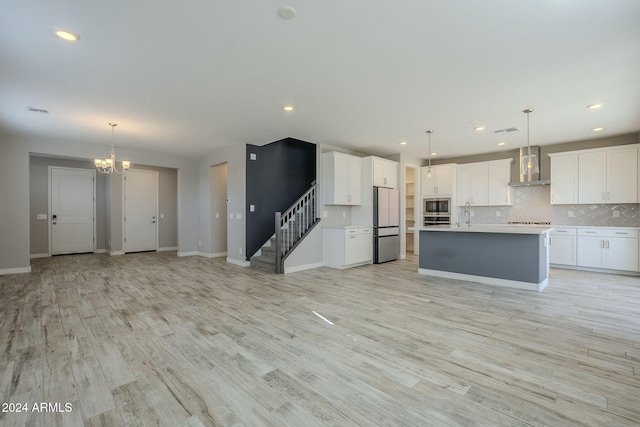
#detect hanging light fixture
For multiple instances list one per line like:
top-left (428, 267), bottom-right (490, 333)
top-left (520, 108), bottom-right (539, 176)
top-left (94, 123), bottom-right (131, 174)
top-left (426, 130), bottom-right (434, 177)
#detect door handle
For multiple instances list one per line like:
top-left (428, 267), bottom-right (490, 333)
top-left (52, 214), bottom-right (57, 225)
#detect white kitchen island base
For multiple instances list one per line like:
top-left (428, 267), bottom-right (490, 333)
top-left (418, 226), bottom-right (552, 292)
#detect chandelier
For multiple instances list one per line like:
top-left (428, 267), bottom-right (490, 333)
top-left (94, 123), bottom-right (131, 174)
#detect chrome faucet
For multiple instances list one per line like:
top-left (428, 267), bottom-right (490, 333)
top-left (464, 201), bottom-right (472, 227)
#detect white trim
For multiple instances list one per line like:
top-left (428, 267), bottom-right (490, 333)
top-left (550, 264), bottom-right (640, 277)
top-left (284, 261), bottom-right (324, 274)
top-left (110, 251), bottom-right (125, 256)
top-left (226, 257), bottom-right (250, 267)
top-left (197, 251), bottom-right (227, 258)
top-left (30, 253), bottom-right (50, 259)
top-left (418, 268), bottom-right (548, 292)
top-left (177, 251), bottom-right (198, 257)
top-left (0, 266), bottom-right (32, 275)
top-left (158, 246), bottom-right (179, 252)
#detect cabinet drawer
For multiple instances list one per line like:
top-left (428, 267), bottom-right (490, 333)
top-left (551, 227), bottom-right (577, 236)
top-left (578, 228), bottom-right (639, 238)
top-left (345, 228), bottom-right (358, 236)
top-left (358, 227), bottom-right (372, 235)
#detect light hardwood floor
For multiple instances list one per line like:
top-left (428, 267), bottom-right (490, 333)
top-left (1, 252), bottom-right (639, 426)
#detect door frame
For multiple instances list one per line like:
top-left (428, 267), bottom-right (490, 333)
top-left (123, 169), bottom-right (159, 253)
top-left (48, 166), bottom-right (97, 256)
top-left (404, 163), bottom-right (420, 256)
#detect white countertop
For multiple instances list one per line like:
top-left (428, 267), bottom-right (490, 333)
top-left (418, 225), bottom-right (553, 235)
top-left (323, 224), bottom-right (372, 229)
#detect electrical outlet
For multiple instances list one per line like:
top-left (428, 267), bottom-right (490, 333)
top-left (613, 210), bottom-right (619, 218)
top-left (236, 213), bottom-right (242, 220)
top-left (239, 247), bottom-right (243, 254)
top-left (342, 211), bottom-right (346, 218)
top-left (496, 211), bottom-right (501, 217)
top-left (215, 212), bottom-right (220, 219)
top-left (323, 211), bottom-right (328, 218)
top-left (230, 213), bottom-right (234, 219)
top-left (568, 211), bottom-right (575, 218)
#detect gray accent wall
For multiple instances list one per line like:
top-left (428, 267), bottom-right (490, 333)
top-left (0, 135), bottom-right (199, 273)
top-left (29, 156), bottom-right (108, 255)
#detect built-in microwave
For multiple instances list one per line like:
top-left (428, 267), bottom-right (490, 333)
top-left (424, 198), bottom-right (450, 215)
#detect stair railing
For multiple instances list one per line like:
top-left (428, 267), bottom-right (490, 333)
top-left (275, 181), bottom-right (319, 274)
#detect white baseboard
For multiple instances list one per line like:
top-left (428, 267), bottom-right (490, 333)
top-left (158, 246), bottom-right (178, 252)
top-left (226, 257), bottom-right (250, 267)
top-left (110, 251), bottom-right (125, 256)
top-left (284, 261), bottom-right (324, 274)
top-left (177, 251), bottom-right (198, 257)
top-left (418, 268), bottom-right (547, 292)
top-left (0, 266), bottom-right (32, 275)
top-left (198, 252), bottom-right (227, 258)
top-left (30, 253), bottom-right (49, 259)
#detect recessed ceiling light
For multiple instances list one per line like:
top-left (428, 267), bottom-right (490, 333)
top-left (399, 141), bottom-right (407, 145)
top-left (587, 103), bottom-right (603, 109)
top-left (431, 152), bottom-right (437, 156)
top-left (277, 6), bottom-right (297, 20)
top-left (55, 30), bottom-right (80, 41)
top-left (474, 126), bottom-right (485, 131)
top-left (496, 141), bottom-right (506, 146)
top-left (592, 127), bottom-right (604, 132)
top-left (283, 105), bottom-right (295, 111)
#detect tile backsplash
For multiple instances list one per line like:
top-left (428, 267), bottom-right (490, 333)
top-left (468, 186), bottom-right (640, 227)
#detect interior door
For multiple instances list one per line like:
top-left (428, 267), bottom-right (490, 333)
top-left (51, 167), bottom-right (95, 255)
top-left (124, 170), bottom-right (158, 252)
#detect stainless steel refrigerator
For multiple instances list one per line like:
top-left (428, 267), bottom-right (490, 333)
top-left (373, 186), bottom-right (400, 263)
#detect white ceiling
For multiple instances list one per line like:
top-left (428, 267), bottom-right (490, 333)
top-left (1, 0), bottom-right (639, 160)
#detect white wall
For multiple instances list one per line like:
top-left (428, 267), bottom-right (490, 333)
top-left (0, 135), bottom-right (199, 274)
top-left (199, 145), bottom-right (247, 265)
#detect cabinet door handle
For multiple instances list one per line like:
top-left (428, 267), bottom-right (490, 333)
top-left (607, 240), bottom-right (610, 249)
top-left (600, 240), bottom-right (604, 248)
top-left (384, 177), bottom-right (387, 185)
top-left (607, 192), bottom-right (610, 201)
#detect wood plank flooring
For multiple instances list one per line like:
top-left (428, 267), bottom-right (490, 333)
top-left (1, 252), bottom-right (639, 426)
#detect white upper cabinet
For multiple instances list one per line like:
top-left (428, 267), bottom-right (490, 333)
top-left (372, 157), bottom-right (398, 189)
top-left (578, 145), bottom-right (638, 204)
top-left (323, 151), bottom-right (362, 205)
top-left (457, 163), bottom-right (488, 206)
top-left (487, 159), bottom-right (513, 206)
top-left (456, 159), bottom-right (512, 206)
top-left (421, 164), bottom-right (454, 196)
top-left (549, 153), bottom-right (578, 204)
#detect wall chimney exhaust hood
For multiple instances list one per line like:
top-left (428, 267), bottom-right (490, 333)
top-left (509, 145), bottom-right (550, 187)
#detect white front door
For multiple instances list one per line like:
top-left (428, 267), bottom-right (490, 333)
top-left (124, 169), bottom-right (158, 252)
top-left (50, 167), bottom-right (95, 255)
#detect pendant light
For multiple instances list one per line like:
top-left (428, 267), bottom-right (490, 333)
top-left (94, 123), bottom-right (131, 175)
top-left (426, 130), bottom-right (434, 177)
top-left (520, 108), bottom-right (539, 176)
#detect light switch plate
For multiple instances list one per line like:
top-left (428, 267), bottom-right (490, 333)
top-left (215, 213), bottom-right (220, 219)
top-left (236, 213), bottom-right (242, 220)
top-left (160, 213), bottom-right (165, 219)
top-left (250, 153), bottom-right (257, 160)
top-left (37, 214), bottom-right (47, 220)
top-left (250, 205), bottom-right (255, 212)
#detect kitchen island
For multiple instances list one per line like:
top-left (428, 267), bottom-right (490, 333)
top-left (418, 225), bottom-right (553, 291)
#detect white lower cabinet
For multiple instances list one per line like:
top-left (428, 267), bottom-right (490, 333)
top-left (550, 228), bottom-right (577, 266)
top-left (577, 228), bottom-right (639, 272)
top-left (324, 226), bottom-right (373, 269)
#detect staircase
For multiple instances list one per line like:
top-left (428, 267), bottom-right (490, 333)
top-left (250, 236), bottom-right (277, 271)
top-left (250, 181), bottom-right (320, 273)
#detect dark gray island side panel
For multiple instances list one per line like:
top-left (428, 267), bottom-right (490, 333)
top-left (419, 230), bottom-right (548, 284)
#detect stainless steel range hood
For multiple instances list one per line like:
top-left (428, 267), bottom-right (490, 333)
top-left (509, 145), bottom-right (550, 187)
